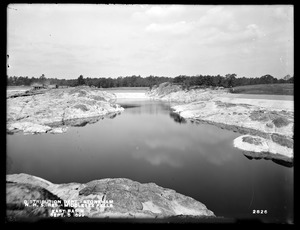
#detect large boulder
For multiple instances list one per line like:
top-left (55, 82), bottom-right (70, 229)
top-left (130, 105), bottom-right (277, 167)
top-left (233, 135), bottom-right (293, 166)
top-left (6, 173), bottom-right (215, 220)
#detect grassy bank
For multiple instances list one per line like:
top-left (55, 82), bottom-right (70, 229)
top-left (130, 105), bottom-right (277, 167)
top-left (231, 84), bottom-right (293, 95)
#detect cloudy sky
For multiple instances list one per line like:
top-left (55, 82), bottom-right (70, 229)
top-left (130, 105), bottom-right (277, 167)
top-left (7, 4), bottom-right (293, 79)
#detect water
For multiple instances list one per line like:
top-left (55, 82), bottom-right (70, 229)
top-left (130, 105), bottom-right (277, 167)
top-left (6, 97), bottom-right (293, 223)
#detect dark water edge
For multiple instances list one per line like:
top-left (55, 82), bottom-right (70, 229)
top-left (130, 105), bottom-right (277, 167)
top-left (6, 99), bottom-right (293, 223)
top-left (7, 112), bottom-right (123, 135)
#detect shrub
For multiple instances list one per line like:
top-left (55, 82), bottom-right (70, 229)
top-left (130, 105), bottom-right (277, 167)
top-left (272, 117), bottom-right (290, 128)
top-left (249, 110), bottom-right (269, 122)
top-left (271, 134), bottom-right (293, 148)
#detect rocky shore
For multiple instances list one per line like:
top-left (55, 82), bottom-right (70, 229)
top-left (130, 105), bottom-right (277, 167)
top-left (6, 173), bottom-right (215, 221)
top-left (6, 86), bottom-right (124, 135)
top-left (147, 83), bottom-right (294, 165)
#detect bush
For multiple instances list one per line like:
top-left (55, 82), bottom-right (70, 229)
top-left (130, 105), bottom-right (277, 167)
top-left (272, 117), bottom-right (290, 128)
top-left (249, 110), bottom-right (269, 122)
top-left (271, 134), bottom-right (293, 148)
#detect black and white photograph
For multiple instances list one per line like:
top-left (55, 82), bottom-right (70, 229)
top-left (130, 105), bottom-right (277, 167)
top-left (6, 4), bottom-right (294, 224)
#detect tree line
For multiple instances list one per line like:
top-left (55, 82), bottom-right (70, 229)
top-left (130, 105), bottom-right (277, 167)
top-left (7, 73), bottom-right (293, 89)
top-left (172, 74), bottom-right (293, 89)
top-left (7, 75), bottom-right (170, 88)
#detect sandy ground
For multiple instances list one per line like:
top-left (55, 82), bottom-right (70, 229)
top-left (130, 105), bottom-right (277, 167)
top-left (216, 92), bottom-right (294, 111)
top-left (213, 93), bottom-right (294, 112)
top-left (221, 93), bottom-right (293, 101)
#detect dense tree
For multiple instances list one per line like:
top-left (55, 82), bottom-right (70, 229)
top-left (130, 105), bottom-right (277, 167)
top-left (225, 73), bottom-right (237, 87)
top-left (39, 74), bottom-right (46, 84)
top-left (77, 75), bottom-right (85, 86)
top-left (7, 73), bottom-right (293, 88)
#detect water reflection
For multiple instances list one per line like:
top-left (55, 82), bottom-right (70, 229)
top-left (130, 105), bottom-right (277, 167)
top-left (131, 148), bottom-right (182, 168)
top-left (64, 116), bottom-right (103, 127)
top-left (64, 113), bottom-right (120, 127)
top-left (244, 154), bottom-right (294, 168)
top-left (108, 113), bottom-right (117, 119)
top-left (72, 121), bottom-right (90, 127)
top-left (169, 112), bottom-right (187, 124)
top-left (272, 159), bottom-right (294, 168)
top-left (117, 100), bottom-right (171, 115)
top-left (127, 123), bottom-right (238, 168)
top-left (7, 98), bottom-right (293, 223)
top-left (166, 108), bottom-right (293, 169)
top-left (130, 136), bottom-right (188, 168)
top-left (119, 104), bottom-right (140, 109)
top-left (7, 155), bottom-right (13, 173)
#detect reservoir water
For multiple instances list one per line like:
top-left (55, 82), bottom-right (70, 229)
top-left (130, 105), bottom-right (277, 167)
top-left (6, 95), bottom-right (293, 223)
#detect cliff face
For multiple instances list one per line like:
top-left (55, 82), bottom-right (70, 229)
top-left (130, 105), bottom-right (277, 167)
top-left (6, 173), bottom-right (215, 221)
top-left (148, 83), bottom-right (294, 165)
top-left (6, 86), bottom-right (124, 135)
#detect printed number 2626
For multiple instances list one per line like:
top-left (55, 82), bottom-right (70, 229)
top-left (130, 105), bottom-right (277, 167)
top-left (253, 210), bottom-right (267, 214)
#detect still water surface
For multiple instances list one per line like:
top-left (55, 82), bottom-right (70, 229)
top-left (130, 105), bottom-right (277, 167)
top-left (7, 97), bottom-right (293, 223)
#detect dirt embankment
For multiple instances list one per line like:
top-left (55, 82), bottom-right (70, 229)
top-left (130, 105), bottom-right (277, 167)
top-left (7, 86), bottom-right (124, 135)
top-left (148, 83), bottom-right (294, 164)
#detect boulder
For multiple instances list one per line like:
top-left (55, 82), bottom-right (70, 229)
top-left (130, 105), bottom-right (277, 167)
top-left (6, 173), bottom-right (215, 220)
top-left (233, 135), bottom-right (293, 165)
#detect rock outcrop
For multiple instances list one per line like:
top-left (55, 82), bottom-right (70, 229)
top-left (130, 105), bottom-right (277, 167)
top-left (6, 173), bottom-right (215, 221)
top-left (7, 86), bottom-right (124, 135)
top-left (6, 182), bottom-right (72, 221)
top-left (148, 83), bottom-right (294, 165)
top-left (147, 82), bottom-right (226, 103)
top-left (233, 135), bottom-right (293, 164)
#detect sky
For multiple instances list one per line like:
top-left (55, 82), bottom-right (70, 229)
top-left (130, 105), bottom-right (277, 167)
top-left (7, 4), bottom-right (294, 79)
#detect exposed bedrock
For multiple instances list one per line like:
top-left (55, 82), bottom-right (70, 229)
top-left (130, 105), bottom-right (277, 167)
top-left (7, 86), bottom-right (124, 135)
top-left (6, 173), bottom-right (215, 220)
top-left (148, 83), bottom-right (294, 164)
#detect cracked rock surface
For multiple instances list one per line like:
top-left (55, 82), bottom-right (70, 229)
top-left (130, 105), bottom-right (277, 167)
top-left (6, 173), bottom-right (215, 219)
top-left (7, 86), bottom-right (124, 135)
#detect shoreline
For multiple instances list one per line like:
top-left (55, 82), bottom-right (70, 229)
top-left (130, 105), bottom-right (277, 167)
top-left (6, 86), bottom-right (124, 135)
top-left (148, 85), bottom-right (294, 164)
top-left (176, 116), bottom-right (293, 166)
top-left (7, 85), bottom-right (294, 163)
